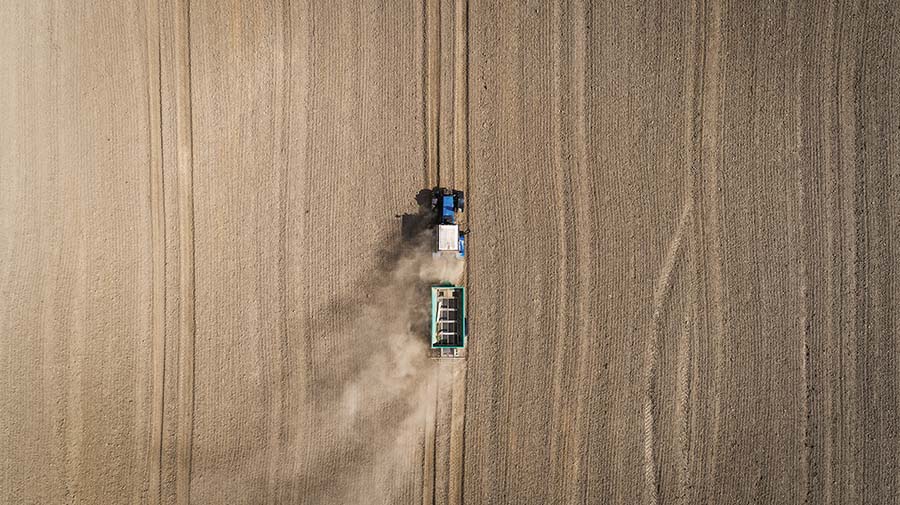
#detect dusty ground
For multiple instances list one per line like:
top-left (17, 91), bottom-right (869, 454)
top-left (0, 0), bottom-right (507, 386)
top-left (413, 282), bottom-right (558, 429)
top-left (1, 1), bottom-right (899, 504)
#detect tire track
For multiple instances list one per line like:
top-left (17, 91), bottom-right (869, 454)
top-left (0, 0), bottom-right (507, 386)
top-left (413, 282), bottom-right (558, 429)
top-left (695, 0), bottom-right (727, 493)
top-left (448, 362), bottom-right (467, 505)
top-left (643, 199), bottom-right (692, 505)
top-left (173, 1), bottom-right (196, 503)
top-left (452, 0), bottom-right (468, 193)
top-left (678, 3), bottom-right (704, 501)
top-left (651, 202), bottom-right (693, 319)
top-left (143, 0), bottom-right (167, 502)
top-left (265, 1), bottom-right (292, 501)
top-left (673, 307), bottom-right (694, 505)
top-left (421, 378), bottom-right (438, 505)
top-left (423, 2), bottom-right (441, 502)
top-left (546, 3), bottom-right (571, 502)
top-left (425, 0), bottom-right (441, 188)
top-left (447, 2), bottom-right (469, 505)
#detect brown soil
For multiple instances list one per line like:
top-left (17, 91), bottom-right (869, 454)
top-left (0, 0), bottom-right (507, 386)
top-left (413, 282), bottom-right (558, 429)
top-left (1, 1), bottom-right (898, 504)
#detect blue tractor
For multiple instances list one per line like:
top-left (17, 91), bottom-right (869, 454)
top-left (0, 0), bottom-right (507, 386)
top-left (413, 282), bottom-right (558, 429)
top-left (431, 187), bottom-right (465, 258)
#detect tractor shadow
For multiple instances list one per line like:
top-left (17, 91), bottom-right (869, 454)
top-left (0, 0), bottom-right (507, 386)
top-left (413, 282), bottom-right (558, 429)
top-left (397, 188), bottom-right (436, 243)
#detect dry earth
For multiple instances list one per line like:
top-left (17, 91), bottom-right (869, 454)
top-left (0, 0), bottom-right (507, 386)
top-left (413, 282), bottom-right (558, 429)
top-left (1, 1), bottom-right (899, 505)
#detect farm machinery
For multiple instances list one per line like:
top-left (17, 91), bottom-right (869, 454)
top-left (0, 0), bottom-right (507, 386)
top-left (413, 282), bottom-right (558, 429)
top-left (431, 187), bottom-right (466, 259)
top-left (429, 187), bottom-right (467, 358)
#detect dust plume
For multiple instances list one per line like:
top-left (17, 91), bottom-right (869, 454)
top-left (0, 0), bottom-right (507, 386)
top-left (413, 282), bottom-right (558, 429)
top-left (294, 232), bottom-right (463, 505)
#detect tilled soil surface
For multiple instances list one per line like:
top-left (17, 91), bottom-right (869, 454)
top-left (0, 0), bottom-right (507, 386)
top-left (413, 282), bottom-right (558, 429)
top-left (1, 1), bottom-right (898, 505)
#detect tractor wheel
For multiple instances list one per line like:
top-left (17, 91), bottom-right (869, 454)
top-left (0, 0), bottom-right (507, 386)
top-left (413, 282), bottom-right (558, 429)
top-left (454, 190), bottom-right (465, 212)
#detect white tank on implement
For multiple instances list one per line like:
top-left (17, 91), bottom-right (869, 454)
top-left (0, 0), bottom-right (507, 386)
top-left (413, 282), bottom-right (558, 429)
top-left (436, 224), bottom-right (460, 254)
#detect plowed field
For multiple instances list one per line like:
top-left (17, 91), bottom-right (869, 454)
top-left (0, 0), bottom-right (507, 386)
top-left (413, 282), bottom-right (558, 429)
top-left (2, 1), bottom-right (898, 504)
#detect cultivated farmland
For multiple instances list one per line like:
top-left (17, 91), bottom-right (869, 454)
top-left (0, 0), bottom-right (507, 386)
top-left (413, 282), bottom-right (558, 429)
top-left (1, 1), bottom-right (898, 504)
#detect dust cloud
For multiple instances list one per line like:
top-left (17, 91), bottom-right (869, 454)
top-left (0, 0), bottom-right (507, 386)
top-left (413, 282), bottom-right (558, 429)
top-left (298, 233), bottom-right (463, 504)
